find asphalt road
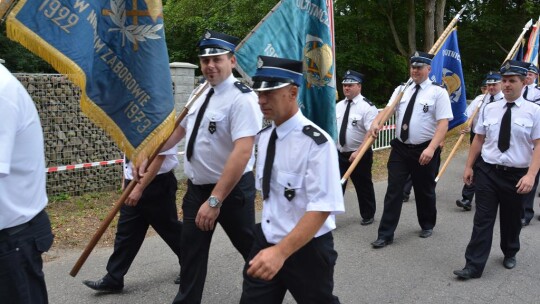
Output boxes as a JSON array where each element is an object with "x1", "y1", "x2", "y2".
[{"x1": 44, "y1": 150, "x2": 540, "y2": 303}]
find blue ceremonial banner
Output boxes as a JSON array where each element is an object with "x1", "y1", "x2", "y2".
[
  {"x1": 429, "y1": 28, "x2": 467, "y2": 130},
  {"x1": 235, "y1": 0, "x2": 337, "y2": 138},
  {"x1": 6, "y1": 0, "x2": 175, "y2": 164}
]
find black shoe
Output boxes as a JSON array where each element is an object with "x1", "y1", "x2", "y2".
[
  {"x1": 82, "y1": 278, "x2": 123, "y2": 293},
  {"x1": 360, "y1": 218, "x2": 374, "y2": 226},
  {"x1": 503, "y1": 256, "x2": 516, "y2": 269},
  {"x1": 453, "y1": 268, "x2": 480, "y2": 280},
  {"x1": 456, "y1": 199, "x2": 472, "y2": 211},
  {"x1": 521, "y1": 219, "x2": 530, "y2": 227},
  {"x1": 419, "y1": 229, "x2": 433, "y2": 238},
  {"x1": 371, "y1": 238, "x2": 393, "y2": 248},
  {"x1": 402, "y1": 195, "x2": 409, "y2": 203},
  {"x1": 174, "y1": 274, "x2": 181, "y2": 284}
]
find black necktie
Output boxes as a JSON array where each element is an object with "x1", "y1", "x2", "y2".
[
  {"x1": 489, "y1": 95, "x2": 494, "y2": 103},
  {"x1": 186, "y1": 88, "x2": 214, "y2": 161},
  {"x1": 498, "y1": 102, "x2": 515, "y2": 153},
  {"x1": 262, "y1": 129, "x2": 278, "y2": 200},
  {"x1": 400, "y1": 84, "x2": 421, "y2": 142},
  {"x1": 523, "y1": 86, "x2": 528, "y2": 99},
  {"x1": 339, "y1": 100, "x2": 352, "y2": 146}
]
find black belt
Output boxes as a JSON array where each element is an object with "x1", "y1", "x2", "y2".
[
  {"x1": 0, "y1": 210, "x2": 45, "y2": 240},
  {"x1": 488, "y1": 163, "x2": 528, "y2": 173},
  {"x1": 395, "y1": 139, "x2": 431, "y2": 149},
  {"x1": 125, "y1": 170, "x2": 174, "y2": 183}
]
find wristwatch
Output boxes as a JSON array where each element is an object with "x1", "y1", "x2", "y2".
[{"x1": 208, "y1": 196, "x2": 222, "y2": 208}]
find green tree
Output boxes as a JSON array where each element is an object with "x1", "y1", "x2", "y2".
[{"x1": 0, "y1": 24, "x2": 53, "y2": 73}]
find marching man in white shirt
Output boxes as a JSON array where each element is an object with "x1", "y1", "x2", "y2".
[{"x1": 240, "y1": 56, "x2": 344, "y2": 304}]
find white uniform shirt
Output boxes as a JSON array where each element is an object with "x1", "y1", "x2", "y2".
[
  {"x1": 523, "y1": 84, "x2": 540, "y2": 102},
  {"x1": 181, "y1": 74, "x2": 262, "y2": 185},
  {"x1": 0, "y1": 64, "x2": 47, "y2": 229},
  {"x1": 388, "y1": 78, "x2": 454, "y2": 144},
  {"x1": 475, "y1": 97, "x2": 540, "y2": 168},
  {"x1": 256, "y1": 111, "x2": 345, "y2": 244},
  {"x1": 336, "y1": 94, "x2": 378, "y2": 152},
  {"x1": 465, "y1": 91, "x2": 504, "y2": 129},
  {"x1": 123, "y1": 146, "x2": 178, "y2": 180}
]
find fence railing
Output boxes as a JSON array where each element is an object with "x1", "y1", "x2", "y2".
[{"x1": 372, "y1": 109, "x2": 396, "y2": 151}]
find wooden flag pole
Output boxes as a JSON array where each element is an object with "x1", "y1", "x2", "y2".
[
  {"x1": 435, "y1": 19, "x2": 533, "y2": 183},
  {"x1": 341, "y1": 5, "x2": 467, "y2": 184},
  {"x1": 506, "y1": 19, "x2": 533, "y2": 62},
  {"x1": 0, "y1": 0, "x2": 18, "y2": 24},
  {"x1": 70, "y1": 82, "x2": 209, "y2": 277}
]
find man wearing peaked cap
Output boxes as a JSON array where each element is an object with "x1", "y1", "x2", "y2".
[
  {"x1": 455, "y1": 71, "x2": 504, "y2": 212},
  {"x1": 454, "y1": 59, "x2": 540, "y2": 280},
  {"x1": 336, "y1": 69, "x2": 378, "y2": 226},
  {"x1": 240, "y1": 56, "x2": 344, "y2": 304},
  {"x1": 162, "y1": 29, "x2": 262, "y2": 304},
  {"x1": 368, "y1": 51, "x2": 453, "y2": 248},
  {"x1": 521, "y1": 63, "x2": 540, "y2": 226},
  {"x1": 523, "y1": 63, "x2": 540, "y2": 103}
]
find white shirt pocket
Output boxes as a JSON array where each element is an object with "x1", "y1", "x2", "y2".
[
  {"x1": 417, "y1": 99, "x2": 435, "y2": 114},
  {"x1": 276, "y1": 171, "x2": 304, "y2": 204}
]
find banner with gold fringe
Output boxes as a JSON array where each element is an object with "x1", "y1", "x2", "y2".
[{"x1": 6, "y1": 0, "x2": 175, "y2": 164}]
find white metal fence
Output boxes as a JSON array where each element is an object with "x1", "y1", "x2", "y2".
[{"x1": 372, "y1": 109, "x2": 396, "y2": 151}]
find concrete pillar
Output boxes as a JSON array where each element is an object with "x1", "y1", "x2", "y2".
[{"x1": 170, "y1": 62, "x2": 198, "y2": 180}]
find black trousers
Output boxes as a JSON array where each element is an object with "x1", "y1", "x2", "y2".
[
  {"x1": 338, "y1": 149, "x2": 376, "y2": 220},
  {"x1": 173, "y1": 172, "x2": 255, "y2": 304},
  {"x1": 0, "y1": 210, "x2": 54, "y2": 304},
  {"x1": 377, "y1": 139, "x2": 441, "y2": 240},
  {"x1": 240, "y1": 225, "x2": 340, "y2": 304},
  {"x1": 104, "y1": 171, "x2": 182, "y2": 286},
  {"x1": 464, "y1": 158, "x2": 526, "y2": 275},
  {"x1": 521, "y1": 173, "x2": 539, "y2": 223}
]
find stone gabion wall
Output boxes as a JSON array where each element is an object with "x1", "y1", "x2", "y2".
[{"x1": 15, "y1": 73, "x2": 123, "y2": 197}]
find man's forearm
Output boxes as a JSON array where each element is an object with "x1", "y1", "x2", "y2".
[
  {"x1": 465, "y1": 134, "x2": 484, "y2": 169},
  {"x1": 526, "y1": 139, "x2": 540, "y2": 177},
  {"x1": 211, "y1": 136, "x2": 254, "y2": 201},
  {"x1": 135, "y1": 155, "x2": 166, "y2": 191},
  {"x1": 428, "y1": 119, "x2": 448, "y2": 150},
  {"x1": 274, "y1": 211, "x2": 330, "y2": 259}
]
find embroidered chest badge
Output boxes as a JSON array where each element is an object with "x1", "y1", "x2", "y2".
[{"x1": 208, "y1": 121, "x2": 217, "y2": 134}]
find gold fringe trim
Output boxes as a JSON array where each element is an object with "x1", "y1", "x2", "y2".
[{"x1": 6, "y1": 1, "x2": 175, "y2": 165}]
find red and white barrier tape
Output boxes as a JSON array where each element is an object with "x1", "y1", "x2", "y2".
[
  {"x1": 45, "y1": 159, "x2": 124, "y2": 173},
  {"x1": 380, "y1": 124, "x2": 396, "y2": 131},
  {"x1": 45, "y1": 151, "x2": 186, "y2": 173}
]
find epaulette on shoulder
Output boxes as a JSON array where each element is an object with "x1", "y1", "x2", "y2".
[
  {"x1": 432, "y1": 81, "x2": 445, "y2": 88},
  {"x1": 257, "y1": 125, "x2": 272, "y2": 135},
  {"x1": 234, "y1": 81, "x2": 252, "y2": 93},
  {"x1": 492, "y1": 96, "x2": 503, "y2": 103},
  {"x1": 302, "y1": 125, "x2": 327, "y2": 145},
  {"x1": 363, "y1": 97, "x2": 374, "y2": 106}
]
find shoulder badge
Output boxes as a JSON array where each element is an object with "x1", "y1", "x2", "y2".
[
  {"x1": 302, "y1": 125, "x2": 327, "y2": 145},
  {"x1": 432, "y1": 81, "x2": 444, "y2": 88},
  {"x1": 257, "y1": 125, "x2": 272, "y2": 135},
  {"x1": 234, "y1": 81, "x2": 252, "y2": 93},
  {"x1": 363, "y1": 97, "x2": 374, "y2": 106}
]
